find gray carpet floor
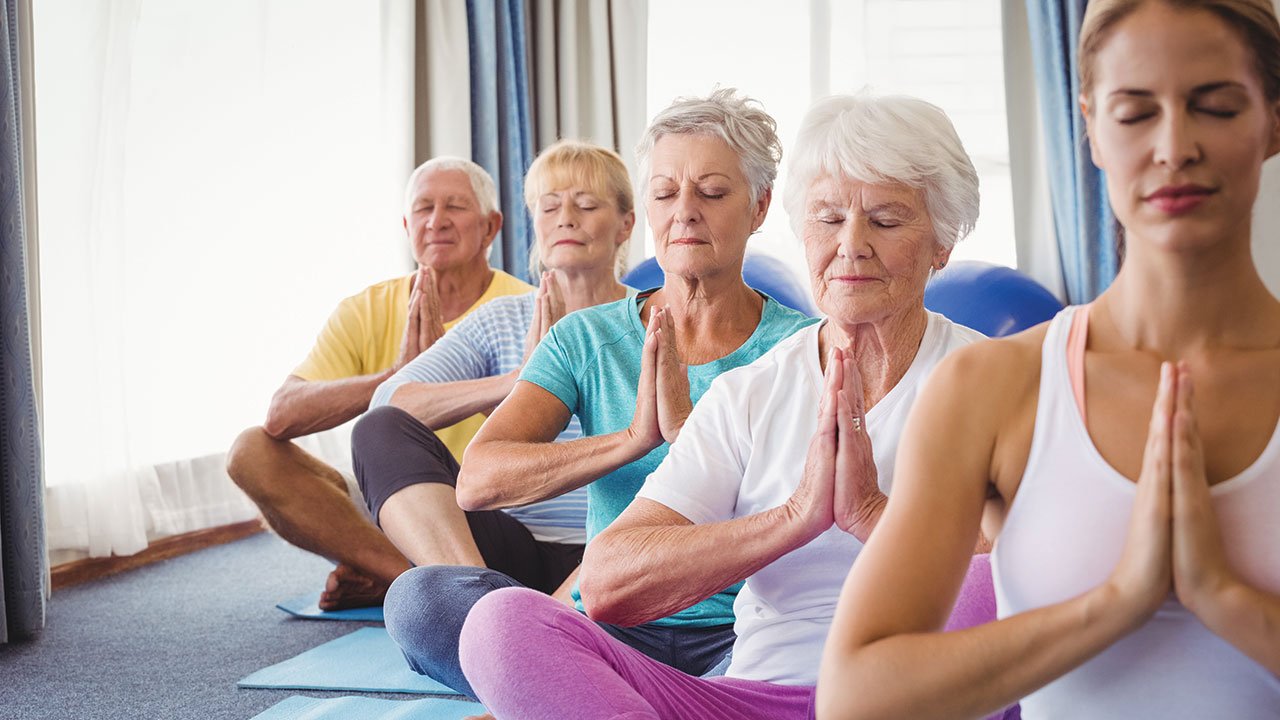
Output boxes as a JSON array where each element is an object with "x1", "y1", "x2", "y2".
[{"x1": 0, "y1": 532, "x2": 437, "y2": 720}]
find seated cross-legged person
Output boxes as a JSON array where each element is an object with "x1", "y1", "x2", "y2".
[
  {"x1": 353, "y1": 140, "x2": 637, "y2": 641},
  {"x1": 381, "y1": 88, "x2": 816, "y2": 699},
  {"x1": 453, "y1": 92, "x2": 1004, "y2": 720},
  {"x1": 226, "y1": 158, "x2": 529, "y2": 609}
]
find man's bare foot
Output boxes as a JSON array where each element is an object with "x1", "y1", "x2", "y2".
[
  {"x1": 463, "y1": 714, "x2": 494, "y2": 720},
  {"x1": 318, "y1": 563, "x2": 390, "y2": 610}
]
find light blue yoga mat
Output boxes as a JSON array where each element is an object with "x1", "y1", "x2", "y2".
[
  {"x1": 276, "y1": 593, "x2": 385, "y2": 622},
  {"x1": 252, "y1": 695, "x2": 485, "y2": 720},
  {"x1": 239, "y1": 627, "x2": 457, "y2": 694}
]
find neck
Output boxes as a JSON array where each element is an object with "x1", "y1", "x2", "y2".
[
  {"x1": 553, "y1": 265, "x2": 628, "y2": 313},
  {"x1": 1097, "y1": 231, "x2": 1280, "y2": 356},
  {"x1": 819, "y1": 304, "x2": 930, "y2": 409},
  {"x1": 429, "y1": 257, "x2": 494, "y2": 321},
  {"x1": 646, "y1": 268, "x2": 764, "y2": 363}
]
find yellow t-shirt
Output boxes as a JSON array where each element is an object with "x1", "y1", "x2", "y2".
[{"x1": 293, "y1": 269, "x2": 532, "y2": 460}]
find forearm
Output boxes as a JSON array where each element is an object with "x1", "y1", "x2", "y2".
[
  {"x1": 387, "y1": 372, "x2": 518, "y2": 429},
  {"x1": 265, "y1": 372, "x2": 391, "y2": 440},
  {"x1": 818, "y1": 584, "x2": 1141, "y2": 720},
  {"x1": 581, "y1": 506, "x2": 811, "y2": 627},
  {"x1": 1192, "y1": 581, "x2": 1280, "y2": 675},
  {"x1": 457, "y1": 429, "x2": 654, "y2": 511}
]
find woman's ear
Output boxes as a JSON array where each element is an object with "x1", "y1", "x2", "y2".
[
  {"x1": 932, "y1": 243, "x2": 953, "y2": 272},
  {"x1": 753, "y1": 187, "x2": 773, "y2": 232}
]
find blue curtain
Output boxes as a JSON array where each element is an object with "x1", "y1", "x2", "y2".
[
  {"x1": 0, "y1": 0, "x2": 45, "y2": 643},
  {"x1": 1025, "y1": 0, "x2": 1118, "y2": 304},
  {"x1": 467, "y1": 0, "x2": 536, "y2": 283}
]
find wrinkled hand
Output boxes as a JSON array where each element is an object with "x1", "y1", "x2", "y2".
[
  {"x1": 626, "y1": 308, "x2": 665, "y2": 452},
  {"x1": 784, "y1": 346, "x2": 843, "y2": 540},
  {"x1": 1169, "y1": 362, "x2": 1238, "y2": 615},
  {"x1": 1107, "y1": 361, "x2": 1176, "y2": 625},
  {"x1": 396, "y1": 267, "x2": 446, "y2": 369},
  {"x1": 831, "y1": 350, "x2": 884, "y2": 541},
  {"x1": 654, "y1": 306, "x2": 693, "y2": 443},
  {"x1": 522, "y1": 271, "x2": 567, "y2": 366}
]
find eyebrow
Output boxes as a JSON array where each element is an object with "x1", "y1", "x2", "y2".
[
  {"x1": 651, "y1": 173, "x2": 732, "y2": 182},
  {"x1": 1108, "y1": 81, "x2": 1248, "y2": 98},
  {"x1": 866, "y1": 201, "x2": 916, "y2": 215}
]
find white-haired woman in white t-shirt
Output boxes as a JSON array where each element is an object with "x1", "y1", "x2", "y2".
[{"x1": 451, "y1": 91, "x2": 1002, "y2": 720}]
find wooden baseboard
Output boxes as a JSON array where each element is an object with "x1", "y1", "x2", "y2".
[{"x1": 51, "y1": 519, "x2": 265, "y2": 591}]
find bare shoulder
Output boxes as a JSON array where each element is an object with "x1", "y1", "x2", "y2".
[{"x1": 929, "y1": 324, "x2": 1046, "y2": 410}]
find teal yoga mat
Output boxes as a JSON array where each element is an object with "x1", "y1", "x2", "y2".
[
  {"x1": 239, "y1": 627, "x2": 456, "y2": 694},
  {"x1": 276, "y1": 593, "x2": 385, "y2": 622},
  {"x1": 252, "y1": 695, "x2": 485, "y2": 720}
]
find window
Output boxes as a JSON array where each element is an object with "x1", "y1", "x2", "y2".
[{"x1": 647, "y1": 0, "x2": 1015, "y2": 285}]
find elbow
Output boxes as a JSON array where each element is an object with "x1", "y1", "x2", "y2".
[
  {"x1": 577, "y1": 543, "x2": 634, "y2": 626},
  {"x1": 454, "y1": 465, "x2": 500, "y2": 512},
  {"x1": 579, "y1": 579, "x2": 628, "y2": 626},
  {"x1": 262, "y1": 404, "x2": 294, "y2": 440}
]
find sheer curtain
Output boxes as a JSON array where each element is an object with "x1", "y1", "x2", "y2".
[{"x1": 34, "y1": 0, "x2": 415, "y2": 561}]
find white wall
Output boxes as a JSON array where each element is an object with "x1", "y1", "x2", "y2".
[{"x1": 1254, "y1": 157, "x2": 1280, "y2": 295}]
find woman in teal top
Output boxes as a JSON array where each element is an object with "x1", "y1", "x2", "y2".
[{"x1": 380, "y1": 88, "x2": 814, "y2": 700}]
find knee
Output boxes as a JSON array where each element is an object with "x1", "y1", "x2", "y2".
[
  {"x1": 460, "y1": 587, "x2": 562, "y2": 658},
  {"x1": 226, "y1": 426, "x2": 277, "y2": 493},
  {"x1": 351, "y1": 406, "x2": 415, "y2": 462},
  {"x1": 384, "y1": 566, "x2": 511, "y2": 655},
  {"x1": 459, "y1": 588, "x2": 576, "y2": 695}
]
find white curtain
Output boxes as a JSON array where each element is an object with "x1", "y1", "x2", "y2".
[
  {"x1": 35, "y1": 0, "x2": 415, "y2": 561},
  {"x1": 1000, "y1": 0, "x2": 1064, "y2": 299},
  {"x1": 528, "y1": 0, "x2": 649, "y2": 270}
]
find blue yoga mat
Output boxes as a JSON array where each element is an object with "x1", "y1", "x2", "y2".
[
  {"x1": 276, "y1": 593, "x2": 385, "y2": 622},
  {"x1": 239, "y1": 627, "x2": 457, "y2": 694},
  {"x1": 252, "y1": 695, "x2": 485, "y2": 720}
]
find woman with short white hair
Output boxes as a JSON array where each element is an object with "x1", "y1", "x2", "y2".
[{"x1": 454, "y1": 91, "x2": 1002, "y2": 719}]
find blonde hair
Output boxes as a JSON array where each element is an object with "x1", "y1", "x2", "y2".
[
  {"x1": 1080, "y1": 0, "x2": 1280, "y2": 103},
  {"x1": 523, "y1": 140, "x2": 635, "y2": 277}
]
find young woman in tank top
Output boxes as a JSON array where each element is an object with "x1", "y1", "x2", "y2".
[{"x1": 815, "y1": 1, "x2": 1280, "y2": 718}]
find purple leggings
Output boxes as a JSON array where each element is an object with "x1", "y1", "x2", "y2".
[
  {"x1": 459, "y1": 555, "x2": 1018, "y2": 720},
  {"x1": 460, "y1": 587, "x2": 815, "y2": 720}
]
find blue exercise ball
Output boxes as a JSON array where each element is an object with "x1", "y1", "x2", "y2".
[
  {"x1": 924, "y1": 261, "x2": 1063, "y2": 337},
  {"x1": 622, "y1": 253, "x2": 818, "y2": 317}
]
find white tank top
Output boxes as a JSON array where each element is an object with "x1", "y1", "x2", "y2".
[{"x1": 991, "y1": 307, "x2": 1280, "y2": 719}]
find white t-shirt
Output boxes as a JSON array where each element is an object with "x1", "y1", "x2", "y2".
[{"x1": 636, "y1": 313, "x2": 984, "y2": 685}]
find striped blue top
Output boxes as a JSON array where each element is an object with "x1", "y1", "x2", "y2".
[{"x1": 370, "y1": 291, "x2": 589, "y2": 545}]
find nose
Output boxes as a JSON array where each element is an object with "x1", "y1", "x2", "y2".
[
  {"x1": 556, "y1": 203, "x2": 577, "y2": 229},
  {"x1": 1153, "y1": 109, "x2": 1202, "y2": 170},
  {"x1": 836, "y1": 218, "x2": 875, "y2": 261},
  {"x1": 426, "y1": 205, "x2": 450, "y2": 230},
  {"x1": 672, "y1": 187, "x2": 702, "y2": 225}
]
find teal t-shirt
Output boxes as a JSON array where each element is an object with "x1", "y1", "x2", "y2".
[{"x1": 520, "y1": 290, "x2": 817, "y2": 627}]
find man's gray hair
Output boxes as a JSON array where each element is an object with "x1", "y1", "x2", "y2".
[
  {"x1": 783, "y1": 92, "x2": 980, "y2": 250},
  {"x1": 403, "y1": 157, "x2": 500, "y2": 217},
  {"x1": 636, "y1": 87, "x2": 782, "y2": 205}
]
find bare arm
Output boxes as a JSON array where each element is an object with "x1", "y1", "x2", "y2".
[
  {"x1": 458, "y1": 308, "x2": 671, "y2": 512},
  {"x1": 264, "y1": 373, "x2": 392, "y2": 440},
  {"x1": 581, "y1": 499, "x2": 811, "y2": 626},
  {"x1": 388, "y1": 372, "x2": 518, "y2": 429},
  {"x1": 455, "y1": 380, "x2": 658, "y2": 511},
  {"x1": 816, "y1": 347, "x2": 1177, "y2": 720}
]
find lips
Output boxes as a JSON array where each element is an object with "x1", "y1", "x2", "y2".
[{"x1": 1143, "y1": 184, "x2": 1215, "y2": 215}]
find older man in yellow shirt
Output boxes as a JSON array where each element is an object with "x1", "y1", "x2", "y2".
[{"x1": 227, "y1": 157, "x2": 529, "y2": 608}]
